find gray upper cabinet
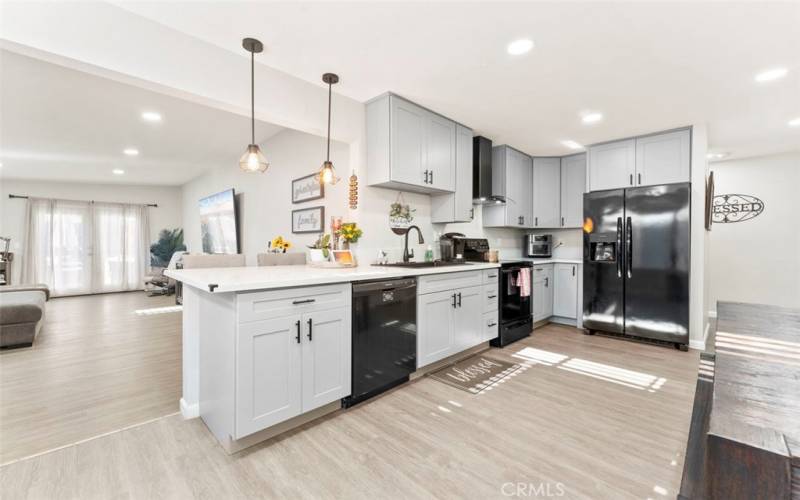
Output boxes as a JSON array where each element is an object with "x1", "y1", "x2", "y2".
[
  {"x1": 560, "y1": 153, "x2": 586, "y2": 228},
  {"x1": 635, "y1": 129, "x2": 691, "y2": 186},
  {"x1": 366, "y1": 93, "x2": 455, "y2": 193},
  {"x1": 588, "y1": 127, "x2": 691, "y2": 192},
  {"x1": 532, "y1": 157, "x2": 561, "y2": 228},
  {"x1": 588, "y1": 139, "x2": 636, "y2": 191},
  {"x1": 431, "y1": 124, "x2": 474, "y2": 223},
  {"x1": 483, "y1": 146, "x2": 533, "y2": 228}
]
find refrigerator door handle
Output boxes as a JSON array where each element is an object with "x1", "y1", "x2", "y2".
[
  {"x1": 626, "y1": 216, "x2": 633, "y2": 279},
  {"x1": 616, "y1": 217, "x2": 623, "y2": 278}
]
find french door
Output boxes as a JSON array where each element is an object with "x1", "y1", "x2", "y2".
[{"x1": 24, "y1": 199, "x2": 149, "y2": 296}]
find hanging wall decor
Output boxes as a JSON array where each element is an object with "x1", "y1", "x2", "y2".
[
  {"x1": 711, "y1": 193, "x2": 764, "y2": 224},
  {"x1": 292, "y1": 173, "x2": 324, "y2": 203},
  {"x1": 348, "y1": 172, "x2": 358, "y2": 210},
  {"x1": 388, "y1": 192, "x2": 415, "y2": 235}
]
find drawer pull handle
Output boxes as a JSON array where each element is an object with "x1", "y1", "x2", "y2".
[
  {"x1": 307, "y1": 318, "x2": 313, "y2": 341},
  {"x1": 293, "y1": 299, "x2": 316, "y2": 305},
  {"x1": 488, "y1": 322, "x2": 497, "y2": 327},
  {"x1": 488, "y1": 295, "x2": 497, "y2": 299},
  {"x1": 457, "y1": 292, "x2": 462, "y2": 308},
  {"x1": 295, "y1": 320, "x2": 301, "y2": 344}
]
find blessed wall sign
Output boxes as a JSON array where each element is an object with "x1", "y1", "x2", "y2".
[{"x1": 712, "y1": 194, "x2": 764, "y2": 223}]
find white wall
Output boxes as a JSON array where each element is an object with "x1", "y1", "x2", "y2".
[
  {"x1": 708, "y1": 151, "x2": 800, "y2": 311},
  {"x1": 181, "y1": 129, "x2": 350, "y2": 265},
  {"x1": 0, "y1": 178, "x2": 183, "y2": 284}
]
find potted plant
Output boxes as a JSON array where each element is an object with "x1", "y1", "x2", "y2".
[{"x1": 307, "y1": 233, "x2": 331, "y2": 262}]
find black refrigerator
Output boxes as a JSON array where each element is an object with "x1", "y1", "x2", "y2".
[{"x1": 583, "y1": 183, "x2": 690, "y2": 348}]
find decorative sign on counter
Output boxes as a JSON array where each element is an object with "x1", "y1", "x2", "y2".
[{"x1": 712, "y1": 193, "x2": 764, "y2": 223}]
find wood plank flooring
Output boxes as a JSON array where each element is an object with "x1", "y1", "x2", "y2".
[
  {"x1": 0, "y1": 292, "x2": 182, "y2": 465},
  {"x1": 0, "y1": 324, "x2": 698, "y2": 499}
]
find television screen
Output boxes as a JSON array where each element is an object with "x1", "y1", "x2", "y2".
[{"x1": 199, "y1": 189, "x2": 239, "y2": 254}]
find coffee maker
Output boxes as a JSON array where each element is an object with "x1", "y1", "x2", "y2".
[{"x1": 439, "y1": 233, "x2": 466, "y2": 262}]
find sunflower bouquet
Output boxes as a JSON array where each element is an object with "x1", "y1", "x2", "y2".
[
  {"x1": 268, "y1": 236, "x2": 292, "y2": 253},
  {"x1": 337, "y1": 223, "x2": 363, "y2": 246}
]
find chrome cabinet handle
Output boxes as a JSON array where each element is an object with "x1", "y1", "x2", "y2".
[
  {"x1": 293, "y1": 299, "x2": 316, "y2": 305},
  {"x1": 616, "y1": 217, "x2": 623, "y2": 278},
  {"x1": 626, "y1": 216, "x2": 633, "y2": 279},
  {"x1": 307, "y1": 318, "x2": 313, "y2": 341}
]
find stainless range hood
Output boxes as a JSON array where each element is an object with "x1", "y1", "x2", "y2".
[{"x1": 472, "y1": 136, "x2": 506, "y2": 204}]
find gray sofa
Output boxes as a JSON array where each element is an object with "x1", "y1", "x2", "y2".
[{"x1": 0, "y1": 284, "x2": 50, "y2": 348}]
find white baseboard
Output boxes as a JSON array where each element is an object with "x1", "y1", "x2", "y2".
[
  {"x1": 548, "y1": 317, "x2": 578, "y2": 327},
  {"x1": 180, "y1": 398, "x2": 199, "y2": 419},
  {"x1": 689, "y1": 321, "x2": 711, "y2": 351},
  {"x1": 708, "y1": 310, "x2": 717, "y2": 319}
]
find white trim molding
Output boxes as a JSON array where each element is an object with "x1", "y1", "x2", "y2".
[
  {"x1": 690, "y1": 321, "x2": 711, "y2": 351},
  {"x1": 708, "y1": 310, "x2": 717, "y2": 319},
  {"x1": 180, "y1": 398, "x2": 199, "y2": 419}
]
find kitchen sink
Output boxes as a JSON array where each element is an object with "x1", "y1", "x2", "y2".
[{"x1": 373, "y1": 261, "x2": 472, "y2": 268}]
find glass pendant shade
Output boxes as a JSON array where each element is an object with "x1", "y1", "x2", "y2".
[
  {"x1": 239, "y1": 144, "x2": 269, "y2": 173},
  {"x1": 316, "y1": 160, "x2": 340, "y2": 185}
]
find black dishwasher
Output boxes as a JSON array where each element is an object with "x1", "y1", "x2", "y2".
[{"x1": 343, "y1": 278, "x2": 417, "y2": 408}]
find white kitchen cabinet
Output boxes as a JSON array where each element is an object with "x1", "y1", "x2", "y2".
[
  {"x1": 588, "y1": 139, "x2": 636, "y2": 191},
  {"x1": 482, "y1": 312, "x2": 499, "y2": 342},
  {"x1": 417, "y1": 270, "x2": 499, "y2": 368},
  {"x1": 235, "y1": 304, "x2": 351, "y2": 439},
  {"x1": 431, "y1": 124, "x2": 474, "y2": 223},
  {"x1": 366, "y1": 93, "x2": 456, "y2": 193},
  {"x1": 236, "y1": 316, "x2": 303, "y2": 438},
  {"x1": 560, "y1": 154, "x2": 586, "y2": 228},
  {"x1": 417, "y1": 290, "x2": 457, "y2": 368},
  {"x1": 635, "y1": 129, "x2": 691, "y2": 186},
  {"x1": 453, "y1": 286, "x2": 483, "y2": 352},
  {"x1": 553, "y1": 263, "x2": 579, "y2": 319},
  {"x1": 483, "y1": 146, "x2": 533, "y2": 228},
  {"x1": 301, "y1": 308, "x2": 351, "y2": 413},
  {"x1": 532, "y1": 264, "x2": 554, "y2": 322},
  {"x1": 532, "y1": 157, "x2": 561, "y2": 228}
]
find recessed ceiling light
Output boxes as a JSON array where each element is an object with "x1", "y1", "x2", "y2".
[
  {"x1": 141, "y1": 111, "x2": 162, "y2": 122},
  {"x1": 112, "y1": 169, "x2": 125, "y2": 175},
  {"x1": 706, "y1": 152, "x2": 729, "y2": 160},
  {"x1": 123, "y1": 148, "x2": 139, "y2": 156},
  {"x1": 581, "y1": 112, "x2": 603, "y2": 124},
  {"x1": 788, "y1": 117, "x2": 800, "y2": 127},
  {"x1": 507, "y1": 39, "x2": 534, "y2": 55},
  {"x1": 754, "y1": 67, "x2": 788, "y2": 83},
  {"x1": 561, "y1": 140, "x2": 583, "y2": 150}
]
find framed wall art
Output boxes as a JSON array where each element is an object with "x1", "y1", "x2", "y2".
[
  {"x1": 292, "y1": 206, "x2": 325, "y2": 233},
  {"x1": 292, "y1": 173, "x2": 324, "y2": 203}
]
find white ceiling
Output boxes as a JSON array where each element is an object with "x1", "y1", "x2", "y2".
[
  {"x1": 115, "y1": 1, "x2": 800, "y2": 160},
  {"x1": 0, "y1": 50, "x2": 284, "y2": 185}
]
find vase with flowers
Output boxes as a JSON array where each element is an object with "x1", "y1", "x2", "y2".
[
  {"x1": 268, "y1": 236, "x2": 292, "y2": 253},
  {"x1": 337, "y1": 222, "x2": 363, "y2": 250}
]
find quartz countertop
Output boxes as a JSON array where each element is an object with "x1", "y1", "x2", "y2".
[{"x1": 166, "y1": 262, "x2": 501, "y2": 293}]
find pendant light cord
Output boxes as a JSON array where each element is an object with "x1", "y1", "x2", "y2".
[
  {"x1": 250, "y1": 50, "x2": 255, "y2": 145},
  {"x1": 326, "y1": 81, "x2": 332, "y2": 162}
]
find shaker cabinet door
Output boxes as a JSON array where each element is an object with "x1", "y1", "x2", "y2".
[
  {"x1": 301, "y1": 308, "x2": 351, "y2": 413},
  {"x1": 236, "y1": 316, "x2": 302, "y2": 438},
  {"x1": 391, "y1": 97, "x2": 427, "y2": 186},
  {"x1": 635, "y1": 129, "x2": 691, "y2": 186},
  {"x1": 560, "y1": 154, "x2": 586, "y2": 228},
  {"x1": 533, "y1": 157, "x2": 561, "y2": 228},
  {"x1": 588, "y1": 139, "x2": 636, "y2": 191},
  {"x1": 426, "y1": 112, "x2": 456, "y2": 192},
  {"x1": 553, "y1": 264, "x2": 578, "y2": 319},
  {"x1": 417, "y1": 290, "x2": 456, "y2": 368}
]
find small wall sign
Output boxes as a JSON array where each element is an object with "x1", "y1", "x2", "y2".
[
  {"x1": 712, "y1": 194, "x2": 764, "y2": 223},
  {"x1": 292, "y1": 173, "x2": 324, "y2": 204},
  {"x1": 292, "y1": 206, "x2": 325, "y2": 233}
]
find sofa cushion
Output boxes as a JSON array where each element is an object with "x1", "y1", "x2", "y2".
[{"x1": 0, "y1": 290, "x2": 47, "y2": 324}]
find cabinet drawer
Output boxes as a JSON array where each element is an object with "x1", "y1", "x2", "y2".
[
  {"x1": 482, "y1": 311, "x2": 499, "y2": 342},
  {"x1": 237, "y1": 283, "x2": 351, "y2": 323},
  {"x1": 482, "y1": 268, "x2": 499, "y2": 284},
  {"x1": 418, "y1": 270, "x2": 483, "y2": 295},
  {"x1": 532, "y1": 264, "x2": 553, "y2": 282},
  {"x1": 483, "y1": 284, "x2": 499, "y2": 312}
]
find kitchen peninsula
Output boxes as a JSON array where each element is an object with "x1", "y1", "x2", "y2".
[{"x1": 167, "y1": 262, "x2": 500, "y2": 452}]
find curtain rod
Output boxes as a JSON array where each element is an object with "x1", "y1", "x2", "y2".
[{"x1": 8, "y1": 194, "x2": 158, "y2": 208}]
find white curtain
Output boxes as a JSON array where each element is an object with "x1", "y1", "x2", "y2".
[{"x1": 21, "y1": 198, "x2": 150, "y2": 296}]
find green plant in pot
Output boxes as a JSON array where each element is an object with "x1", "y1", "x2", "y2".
[{"x1": 307, "y1": 233, "x2": 332, "y2": 261}]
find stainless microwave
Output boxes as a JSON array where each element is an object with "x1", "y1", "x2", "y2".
[{"x1": 525, "y1": 234, "x2": 552, "y2": 258}]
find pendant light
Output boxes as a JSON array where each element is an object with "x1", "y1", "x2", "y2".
[
  {"x1": 316, "y1": 73, "x2": 340, "y2": 185},
  {"x1": 238, "y1": 37, "x2": 269, "y2": 173}
]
